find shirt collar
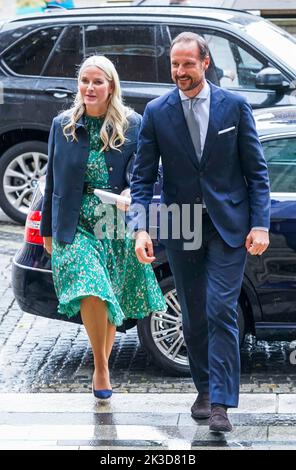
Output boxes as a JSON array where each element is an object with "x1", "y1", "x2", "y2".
[{"x1": 179, "y1": 80, "x2": 210, "y2": 102}]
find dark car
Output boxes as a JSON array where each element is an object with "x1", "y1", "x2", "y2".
[
  {"x1": 1, "y1": 4, "x2": 296, "y2": 223},
  {"x1": 12, "y1": 106, "x2": 296, "y2": 376}
]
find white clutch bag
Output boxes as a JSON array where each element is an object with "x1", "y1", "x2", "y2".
[{"x1": 94, "y1": 188, "x2": 131, "y2": 205}]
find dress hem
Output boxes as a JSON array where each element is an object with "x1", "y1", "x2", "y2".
[
  {"x1": 57, "y1": 292, "x2": 167, "y2": 327},
  {"x1": 58, "y1": 292, "x2": 124, "y2": 327}
]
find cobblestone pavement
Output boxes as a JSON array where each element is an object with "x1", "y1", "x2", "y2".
[{"x1": 1, "y1": 217, "x2": 296, "y2": 394}]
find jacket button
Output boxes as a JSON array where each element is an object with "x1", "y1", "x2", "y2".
[
  {"x1": 109, "y1": 167, "x2": 113, "y2": 171},
  {"x1": 114, "y1": 186, "x2": 119, "y2": 190}
]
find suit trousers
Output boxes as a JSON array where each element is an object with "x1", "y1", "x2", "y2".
[{"x1": 166, "y1": 213, "x2": 247, "y2": 407}]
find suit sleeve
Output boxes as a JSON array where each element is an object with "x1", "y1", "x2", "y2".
[
  {"x1": 40, "y1": 118, "x2": 56, "y2": 237},
  {"x1": 129, "y1": 104, "x2": 161, "y2": 231},
  {"x1": 238, "y1": 100, "x2": 270, "y2": 229}
]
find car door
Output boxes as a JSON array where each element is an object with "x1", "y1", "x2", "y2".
[
  {"x1": 0, "y1": 24, "x2": 66, "y2": 132},
  {"x1": 247, "y1": 133, "x2": 296, "y2": 323},
  {"x1": 164, "y1": 25, "x2": 295, "y2": 109},
  {"x1": 35, "y1": 25, "x2": 83, "y2": 128}
]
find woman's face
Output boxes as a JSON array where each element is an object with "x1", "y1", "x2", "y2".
[{"x1": 79, "y1": 65, "x2": 113, "y2": 115}]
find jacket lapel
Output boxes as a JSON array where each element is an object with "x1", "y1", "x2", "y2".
[
  {"x1": 200, "y1": 82, "x2": 226, "y2": 168},
  {"x1": 167, "y1": 88, "x2": 200, "y2": 170},
  {"x1": 75, "y1": 115, "x2": 85, "y2": 128}
]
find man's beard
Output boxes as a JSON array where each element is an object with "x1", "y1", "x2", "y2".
[{"x1": 174, "y1": 76, "x2": 203, "y2": 91}]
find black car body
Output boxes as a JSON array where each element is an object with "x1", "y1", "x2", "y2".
[
  {"x1": 12, "y1": 106, "x2": 296, "y2": 375},
  {"x1": 1, "y1": 4, "x2": 296, "y2": 223}
]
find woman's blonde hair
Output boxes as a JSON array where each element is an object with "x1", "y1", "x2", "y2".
[{"x1": 62, "y1": 55, "x2": 132, "y2": 151}]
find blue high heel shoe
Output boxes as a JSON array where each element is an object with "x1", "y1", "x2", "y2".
[
  {"x1": 92, "y1": 381, "x2": 112, "y2": 400},
  {"x1": 93, "y1": 389, "x2": 112, "y2": 400}
]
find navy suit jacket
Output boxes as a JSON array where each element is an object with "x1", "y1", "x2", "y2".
[
  {"x1": 130, "y1": 82, "x2": 270, "y2": 249},
  {"x1": 40, "y1": 111, "x2": 141, "y2": 243}
]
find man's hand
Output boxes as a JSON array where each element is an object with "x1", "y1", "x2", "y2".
[
  {"x1": 43, "y1": 236, "x2": 52, "y2": 255},
  {"x1": 245, "y1": 229, "x2": 269, "y2": 256},
  {"x1": 135, "y1": 230, "x2": 155, "y2": 264}
]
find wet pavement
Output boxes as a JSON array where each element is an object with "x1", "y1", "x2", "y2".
[
  {"x1": 1, "y1": 215, "x2": 296, "y2": 449},
  {"x1": 1, "y1": 217, "x2": 296, "y2": 394},
  {"x1": 1, "y1": 393, "x2": 296, "y2": 450}
]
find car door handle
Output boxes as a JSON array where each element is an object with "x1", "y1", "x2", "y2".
[{"x1": 45, "y1": 88, "x2": 74, "y2": 99}]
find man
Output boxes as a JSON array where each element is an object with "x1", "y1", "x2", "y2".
[{"x1": 130, "y1": 32, "x2": 270, "y2": 432}]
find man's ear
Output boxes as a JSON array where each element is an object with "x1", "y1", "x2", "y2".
[{"x1": 203, "y1": 55, "x2": 210, "y2": 72}]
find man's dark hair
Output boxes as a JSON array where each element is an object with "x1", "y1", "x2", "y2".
[{"x1": 171, "y1": 32, "x2": 209, "y2": 60}]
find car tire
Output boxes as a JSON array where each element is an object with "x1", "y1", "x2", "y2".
[
  {"x1": 137, "y1": 276, "x2": 190, "y2": 376},
  {"x1": 0, "y1": 141, "x2": 48, "y2": 224},
  {"x1": 137, "y1": 276, "x2": 246, "y2": 376}
]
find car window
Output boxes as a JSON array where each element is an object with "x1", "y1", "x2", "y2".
[
  {"x1": 0, "y1": 24, "x2": 45, "y2": 52},
  {"x1": 84, "y1": 24, "x2": 158, "y2": 83},
  {"x1": 2, "y1": 26, "x2": 63, "y2": 76},
  {"x1": 168, "y1": 26, "x2": 268, "y2": 89},
  {"x1": 42, "y1": 26, "x2": 83, "y2": 78},
  {"x1": 203, "y1": 33, "x2": 267, "y2": 89},
  {"x1": 262, "y1": 137, "x2": 296, "y2": 192}
]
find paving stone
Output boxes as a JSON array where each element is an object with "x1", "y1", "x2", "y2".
[
  {"x1": 268, "y1": 425, "x2": 296, "y2": 440},
  {"x1": 0, "y1": 391, "x2": 296, "y2": 450},
  {"x1": 278, "y1": 394, "x2": 296, "y2": 413}
]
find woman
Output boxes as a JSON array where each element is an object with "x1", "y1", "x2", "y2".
[{"x1": 40, "y1": 55, "x2": 167, "y2": 400}]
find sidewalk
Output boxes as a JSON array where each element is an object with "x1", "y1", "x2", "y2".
[{"x1": 1, "y1": 393, "x2": 296, "y2": 450}]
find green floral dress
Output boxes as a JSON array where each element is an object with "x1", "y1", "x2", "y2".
[{"x1": 51, "y1": 115, "x2": 167, "y2": 326}]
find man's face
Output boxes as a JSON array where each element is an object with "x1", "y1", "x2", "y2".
[{"x1": 170, "y1": 41, "x2": 210, "y2": 95}]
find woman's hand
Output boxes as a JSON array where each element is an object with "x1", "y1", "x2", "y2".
[
  {"x1": 43, "y1": 236, "x2": 52, "y2": 255},
  {"x1": 117, "y1": 188, "x2": 131, "y2": 212}
]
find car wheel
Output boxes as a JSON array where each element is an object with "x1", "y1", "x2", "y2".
[
  {"x1": 0, "y1": 141, "x2": 48, "y2": 224},
  {"x1": 137, "y1": 276, "x2": 246, "y2": 376},
  {"x1": 137, "y1": 276, "x2": 190, "y2": 376}
]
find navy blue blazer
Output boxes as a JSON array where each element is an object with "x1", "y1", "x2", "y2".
[
  {"x1": 40, "y1": 111, "x2": 141, "y2": 243},
  {"x1": 130, "y1": 82, "x2": 270, "y2": 249}
]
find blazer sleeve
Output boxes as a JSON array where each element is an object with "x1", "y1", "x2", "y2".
[
  {"x1": 238, "y1": 100, "x2": 270, "y2": 229},
  {"x1": 129, "y1": 104, "x2": 160, "y2": 231},
  {"x1": 40, "y1": 118, "x2": 56, "y2": 237}
]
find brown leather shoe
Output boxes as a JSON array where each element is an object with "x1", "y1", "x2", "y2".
[
  {"x1": 209, "y1": 405, "x2": 233, "y2": 432},
  {"x1": 191, "y1": 393, "x2": 211, "y2": 419}
]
